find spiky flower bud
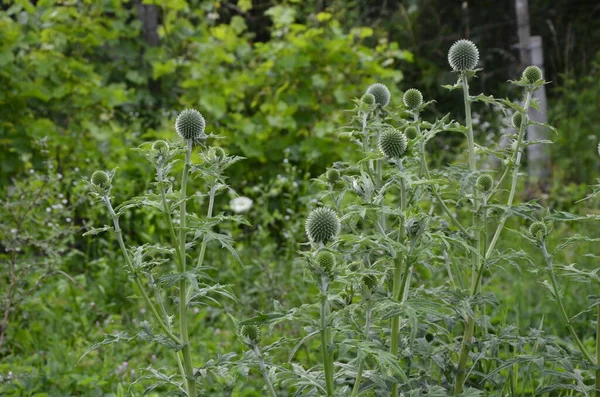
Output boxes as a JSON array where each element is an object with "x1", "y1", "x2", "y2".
[
  {"x1": 362, "y1": 274, "x2": 377, "y2": 290},
  {"x1": 241, "y1": 325, "x2": 261, "y2": 344},
  {"x1": 366, "y1": 83, "x2": 391, "y2": 107},
  {"x1": 403, "y1": 89, "x2": 423, "y2": 110},
  {"x1": 522, "y1": 65, "x2": 542, "y2": 84},
  {"x1": 406, "y1": 218, "x2": 420, "y2": 238},
  {"x1": 476, "y1": 174, "x2": 494, "y2": 192},
  {"x1": 511, "y1": 112, "x2": 525, "y2": 129},
  {"x1": 306, "y1": 207, "x2": 340, "y2": 244},
  {"x1": 152, "y1": 140, "x2": 169, "y2": 153},
  {"x1": 91, "y1": 171, "x2": 110, "y2": 190},
  {"x1": 448, "y1": 39, "x2": 479, "y2": 72},
  {"x1": 175, "y1": 109, "x2": 206, "y2": 141},
  {"x1": 405, "y1": 126, "x2": 418, "y2": 139},
  {"x1": 379, "y1": 128, "x2": 408, "y2": 159},
  {"x1": 529, "y1": 221, "x2": 548, "y2": 241},
  {"x1": 316, "y1": 251, "x2": 335, "y2": 273},
  {"x1": 361, "y1": 93, "x2": 376, "y2": 106},
  {"x1": 326, "y1": 169, "x2": 340, "y2": 184}
]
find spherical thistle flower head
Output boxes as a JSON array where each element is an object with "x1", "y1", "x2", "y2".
[
  {"x1": 448, "y1": 39, "x2": 479, "y2": 72},
  {"x1": 362, "y1": 274, "x2": 378, "y2": 290},
  {"x1": 379, "y1": 128, "x2": 408, "y2": 159},
  {"x1": 361, "y1": 93, "x2": 376, "y2": 106},
  {"x1": 326, "y1": 169, "x2": 340, "y2": 184},
  {"x1": 366, "y1": 83, "x2": 391, "y2": 107},
  {"x1": 403, "y1": 88, "x2": 423, "y2": 110},
  {"x1": 529, "y1": 221, "x2": 548, "y2": 241},
  {"x1": 511, "y1": 112, "x2": 525, "y2": 129},
  {"x1": 405, "y1": 126, "x2": 418, "y2": 140},
  {"x1": 240, "y1": 325, "x2": 261, "y2": 344},
  {"x1": 316, "y1": 251, "x2": 335, "y2": 273},
  {"x1": 476, "y1": 174, "x2": 494, "y2": 193},
  {"x1": 175, "y1": 109, "x2": 206, "y2": 141},
  {"x1": 91, "y1": 171, "x2": 110, "y2": 190},
  {"x1": 306, "y1": 207, "x2": 340, "y2": 244},
  {"x1": 523, "y1": 65, "x2": 543, "y2": 84}
]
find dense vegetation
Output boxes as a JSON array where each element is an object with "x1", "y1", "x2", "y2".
[{"x1": 1, "y1": 1, "x2": 600, "y2": 396}]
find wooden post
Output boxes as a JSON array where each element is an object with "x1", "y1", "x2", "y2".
[{"x1": 526, "y1": 36, "x2": 551, "y2": 188}]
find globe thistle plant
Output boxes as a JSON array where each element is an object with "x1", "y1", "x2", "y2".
[{"x1": 85, "y1": 109, "x2": 241, "y2": 397}]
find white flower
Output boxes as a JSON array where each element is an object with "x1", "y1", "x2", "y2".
[{"x1": 230, "y1": 196, "x2": 253, "y2": 213}]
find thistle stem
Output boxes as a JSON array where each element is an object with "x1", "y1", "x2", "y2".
[
  {"x1": 158, "y1": 168, "x2": 184, "y2": 266},
  {"x1": 390, "y1": 160, "x2": 408, "y2": 397},
  {"x1": 148, "y1": 273, "x2": 187, "y2": 384},
  {"x1": 455, "y1": 71, "x2": 481, "y2": 395},
  {"x1": 485, "y1": 91, "x2": 533, "y2": 259},
  {"x1": 196, "y1": 183, "x2": 216, "y2": 269},
  {"x1": 253, "y1": 345, "x2": 277, "y2": 397},
  {"x1": 596, "y1": 304, "x2": 600, "y2": 397},
  {"x1": 178, "y1": 139, "x2": 196, "y2": 396},
  {"x1": 351, "y1": 298, "x2": 373, "y2": 397},
  {"x1": 320, "y1": 285, "x2": 334, "y2": 396},
  {"x1": 375, "y1": 110, "x2": 386, "y2": 231},
  {"x1": 542, "y1": 242, "x2": 594, "y2": 364},
  {"x1": 416, "y1": 117, "x2": 471, "y2": 238}
]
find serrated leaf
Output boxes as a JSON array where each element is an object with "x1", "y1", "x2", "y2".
[{"x1": 82, "y1": 225, "x2": 113, "y2": 236}]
